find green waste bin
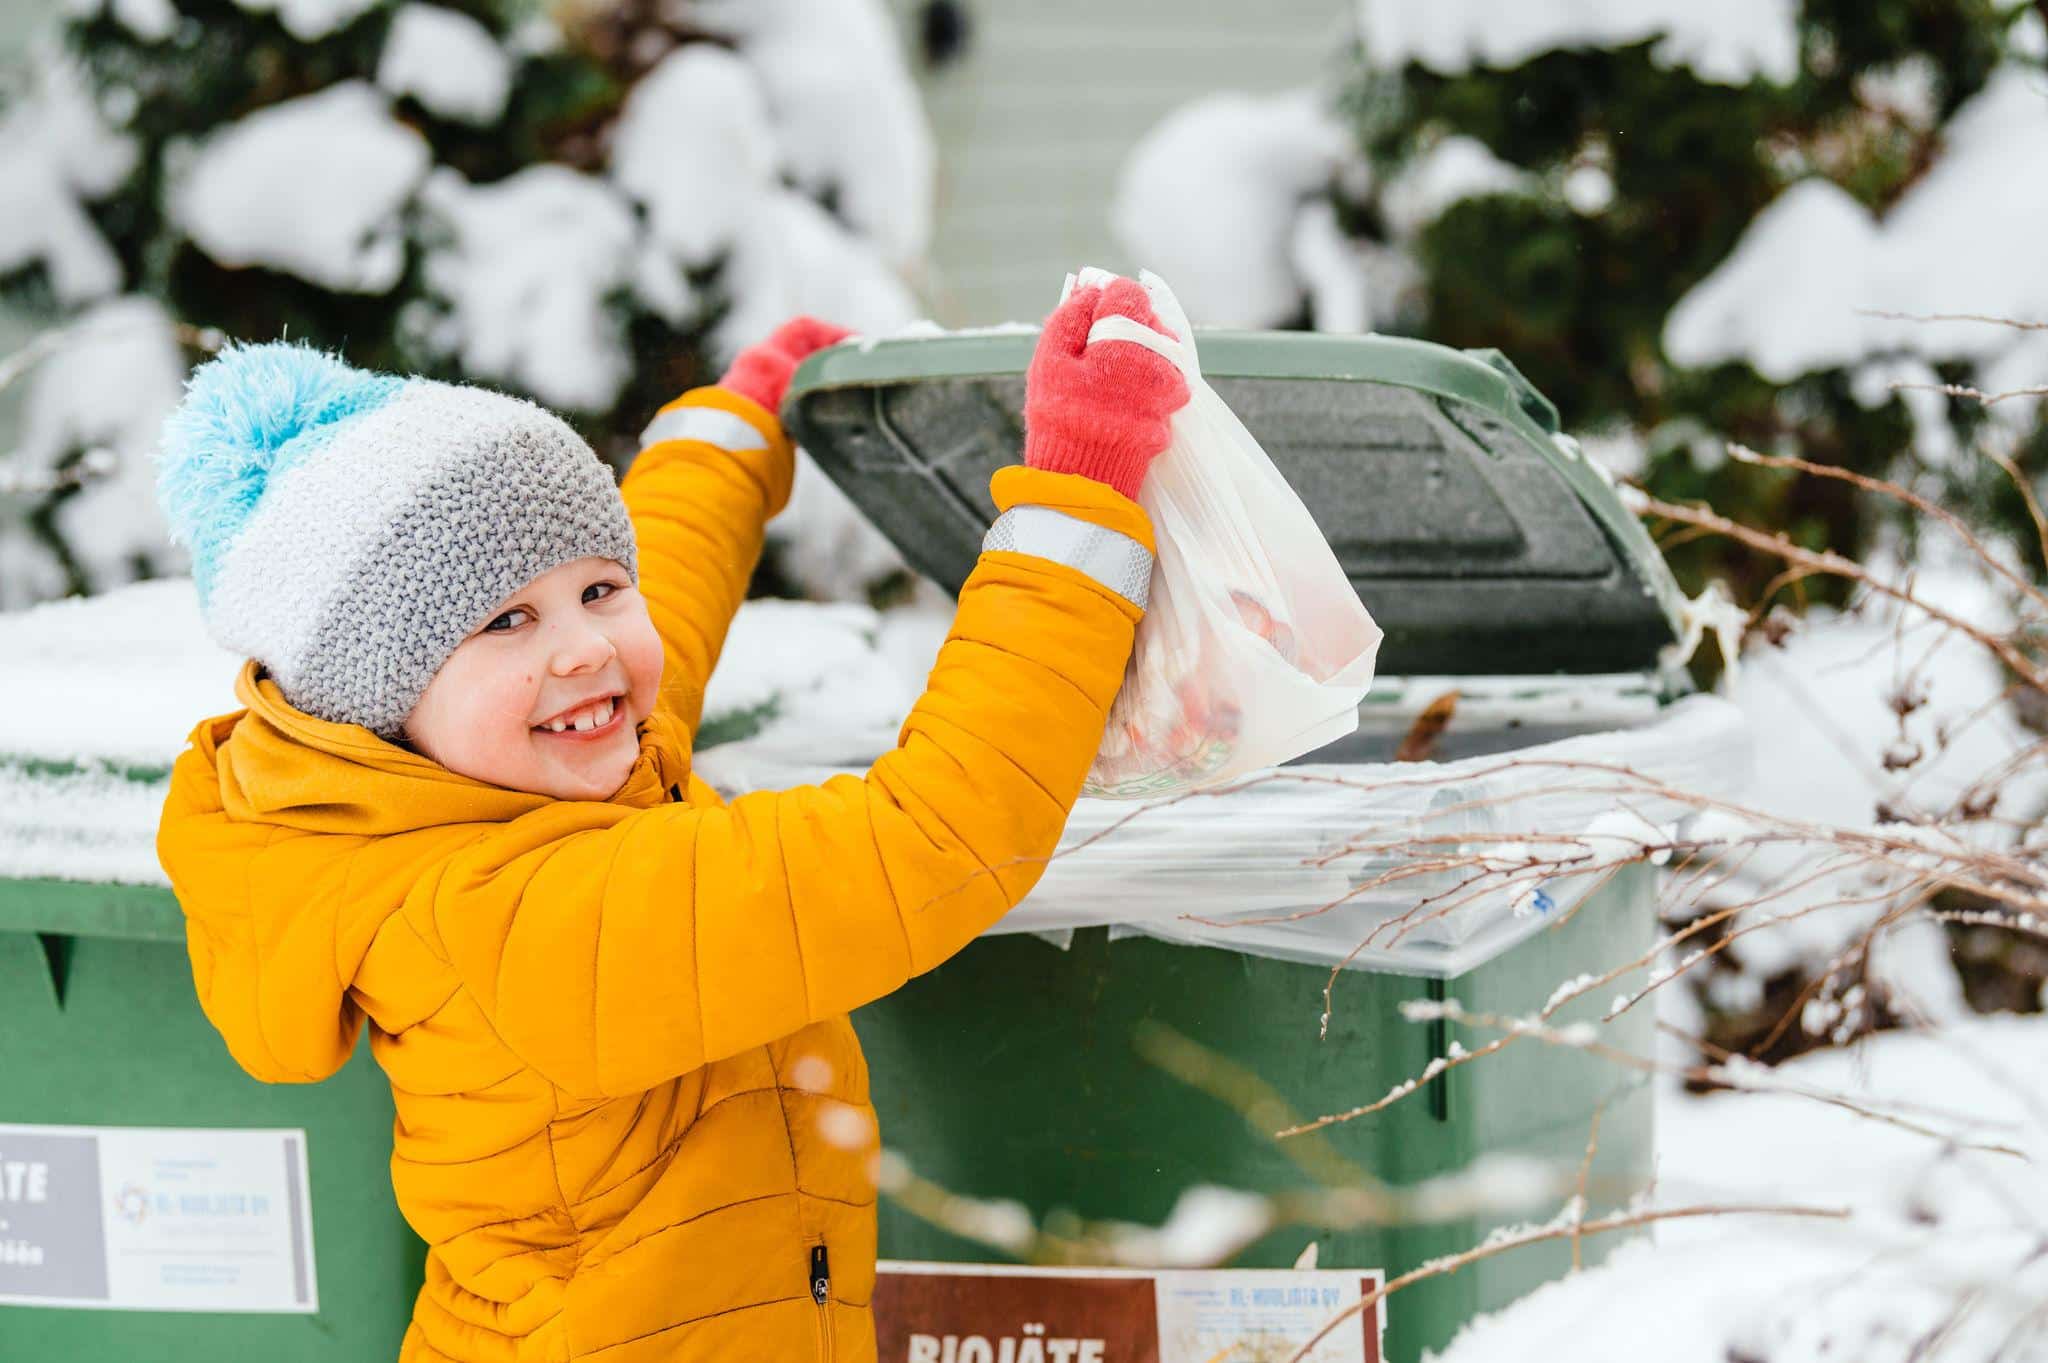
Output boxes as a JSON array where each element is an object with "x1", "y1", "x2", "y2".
[
  {"x1": 0, "y1": 874, "x2": 425, "y2": 1360},
  {"x1": 784, "y1": 328, "x2": 1741, "y2": 1362}
]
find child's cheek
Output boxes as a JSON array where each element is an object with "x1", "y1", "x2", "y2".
[{"x1": 621, "y1": 605, "x2": 665, "y2": 718}]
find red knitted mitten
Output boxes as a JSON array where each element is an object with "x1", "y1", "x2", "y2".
[
  {"x1": 1022, "y1": 277, "x2": 1190, "y2": 499},
  {"x1": 718, "y1": 316, "x2": 855, "y2": 415}
]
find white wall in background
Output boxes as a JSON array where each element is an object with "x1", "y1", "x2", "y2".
[{"x1": 882, "y1": 0, "x2": 1350, "y2": 327}]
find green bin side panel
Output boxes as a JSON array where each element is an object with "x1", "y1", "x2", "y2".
[
  {"x1": 851, "y1": 865, "x2": 1655, "y2": 1363},
  {"x1": 0, "y1": 930, "x2": 423, "y2": 1361}
]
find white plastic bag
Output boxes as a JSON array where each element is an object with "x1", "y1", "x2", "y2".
[{"x1": 1070, "y1": 267, "x2": 1383, "y2": 798}]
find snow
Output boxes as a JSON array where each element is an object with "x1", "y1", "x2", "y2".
[
  {"x1": 605, "y1": 43, "x2": 922, "y2": 368},
  {"x1": 1662, "y1": 179, "x2": 1883, "y2": 382},
  {"x1": 0, "y1": 579, "x2": 237, "y2": 771},
  {"x1": 415, "y1": 164, "x2": 639, "y2": 413},
  {"x1": 695, "y1": 0, "x2": 935, "y2": 270},
  {"x1": 375, "y1": 4, "x2": 512, "y2": 127},
  {"x1": 1288, "y1": 200, "x2": 1371, "y2": 334},
  {"x1": 0, "y1": 577, "x2": 1750, "y2": 977},
  {"x1": 1357, "y1": 0, "x2": 1801, "y2": 87},
  {"x1": 1666, "y1": 66, "x2": 2048, "y2": 381},
  {"x1": 1377, "y1": 135, "x2": 1536, "y2": 240},
  {"x1": 226, "y1": 0, "x2": 375, "y2": 42},
  {"x1": 711, "y1": 189, "x2": 922, "y2": 363},
  {"x1": 764, "y1": 455, "x2": 910, "y2": 602},
  {"x1": 109, "y1": 0, "x2": 178, "y2": 43},
  {"x1": 1111, "y1": 90, "x2": 1354, "y2": 329},
  {"x1": 692, "y1": 598, "x2": 915, "y2": 769},
  {"x1": 609, "y1": 45, "x2": 780, "y2": 269},
  {"x1": 1689, "y1": 565, "x2": 2043, "y2": 1016},
  {"x1": 0, "y1": 52, "x2": 136, "y2": 305},
  {"x1": 171, "y1": 81, "x2": 429, "y2": 294},
  {"x1": 1432, "y1": 1016, "x2": 2048, "y2": 1363},
  {"x1": 15, "y1": 296, "x2": 187, "y2": 591}
]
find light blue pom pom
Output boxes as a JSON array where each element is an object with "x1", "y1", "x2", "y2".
[{"x1": 156, "y1": 339, "x2": 402, "y2": 600}]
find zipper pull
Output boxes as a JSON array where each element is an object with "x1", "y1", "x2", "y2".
[{"x1": 809, "y1": 1243, "x2": 830, "y2": 1305}]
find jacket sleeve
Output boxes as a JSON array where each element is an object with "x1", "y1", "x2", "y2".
[
  {"x1": 619, "y1": 385, "x2": 793, "y2": 737},
  {"x1": 419, "y1": 467, "x2": 1158, "y2": 1099}
]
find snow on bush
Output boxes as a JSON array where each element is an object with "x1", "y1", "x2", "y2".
[
  {"x1": 375, "y1": 4, "x2": 512, "y2": 127},
  {"x1": 0, "y1": 52, "x2": 135, "y2": 306},
  {"x1": 1113, "y1": 99, "x2": 1538, "y2": 332},
  {"x1": 1111, "y1": 89, "x2": 1355, "y2": 329},
  {"x1": 609, "y1": 45, "x2": 780, "y2": 271},
  {"x1": 1355, "y1": 0, "x2": 1801, "y2": 87},
  {"x1": 14, "y1": 297, "x2": 188, "y2": 590},
  {"x1": 170, "y1": 81, "x2": 430, "y2": 294},
  {"x1": 415, "y1": 164, "x2": 640, "y2": 412},
  {"x1": 1374, "y1": 135, "x2": 1534, "y2": 240},
  {"x1": 2, "y1": 0, "x2": 942, "y2": 608},
  {"x1": 225, "y1": 0, "x2": 377, "y2": 42},
  {"x1": 1666, "y1": 68, "x2": 2048, "y2": 381},
  {"x1": 696, "y1": 0, "x2": 935, "y2": 270}
]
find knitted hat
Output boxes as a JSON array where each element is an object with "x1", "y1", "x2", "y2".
[{"x1": 156, "y1": 340, "x2": 639, "y2": 738}]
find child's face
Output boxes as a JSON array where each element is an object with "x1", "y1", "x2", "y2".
[{"x1": 403, "y1": 556, "x2": 664, "y2": 801}]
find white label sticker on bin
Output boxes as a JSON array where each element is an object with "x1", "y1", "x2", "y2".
[
  {"x1": 0, "y1": 1123, "x2": 317, "y2": 1313},
  {"x1": 875, "y1": 1261, "x2": 1387, "y2": 1362}
]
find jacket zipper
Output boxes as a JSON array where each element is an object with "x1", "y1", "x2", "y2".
[{"x1": 810, "y1": 1242, "x2": 833, "y2": 1361}]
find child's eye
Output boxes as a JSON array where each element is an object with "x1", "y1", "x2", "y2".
[
  {"x1": 583, "y1": 581, "x2": 620, "y2": 605},
  {"x1": 483, "y1": 608, "x2": 532, "y2": 633}
]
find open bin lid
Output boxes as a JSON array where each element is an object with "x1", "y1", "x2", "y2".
[{"x1": 784, "y1": 330, "x2": 1688, "y2": 676}]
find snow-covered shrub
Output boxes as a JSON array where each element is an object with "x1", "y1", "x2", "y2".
[
  {"x1": 1112, "y1": 1, "x2": 2047, "y2": 617},
  {"x1": 0, "y1": 0, "x2": 931, "y2": 603}
]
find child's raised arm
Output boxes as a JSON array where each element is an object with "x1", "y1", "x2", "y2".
[
  {"x1": 620, "y1": 319, "x2": 850, "y2": 736},
  {"x1": 419, "y1": 282, "x2": 1189, "y2": 1100}
]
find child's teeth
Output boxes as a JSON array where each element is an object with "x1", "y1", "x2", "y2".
[{"x1": 574, "y1": 710, "x2": 596, "y2": 732}]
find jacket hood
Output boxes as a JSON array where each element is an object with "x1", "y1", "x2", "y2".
[{"x1": 158, "y1": 661, "x2": 692, "y2": 1082}]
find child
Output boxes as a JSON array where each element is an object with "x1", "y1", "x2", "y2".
[{"x1": 154, "y1": 277, "x2": 1188, "y2": 1362}]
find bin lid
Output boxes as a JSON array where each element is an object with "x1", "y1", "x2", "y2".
[{"x1": 783, "y1": 330, "x2": 1688, "y2": 676}]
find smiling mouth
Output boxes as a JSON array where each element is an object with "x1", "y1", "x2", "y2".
[{"x1": 532, "y1": 694, "x2": 625, "y2": 738}]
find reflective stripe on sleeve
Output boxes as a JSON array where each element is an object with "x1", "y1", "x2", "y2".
[
  {"x1": 981, "y1": 505, "x2": 1153, "y2": 609},
  {"x1": 638, "y1": 405, "x2": 769, "y2": 454}
]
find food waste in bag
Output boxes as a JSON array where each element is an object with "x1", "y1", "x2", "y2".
[{"x1": 1066, "y1": 267, "x2": 1383, "y2": 798}]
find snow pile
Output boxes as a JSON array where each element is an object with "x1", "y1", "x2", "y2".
[
  {"x1": 170, "y1": 80, "x2": 430, "y2": 293},
  {"x1": 8, "y1": 297, "x2": 188, "y2": 592},
  {"x1": 375, "y1": 4, "x2": 512, "y2": 127},
  {"x1": 1433, "y1": 1017, "x2": 2048, "y2": 1362},
  {"x1": 691, "y1": 597, "x2": 919, "y2": 774},
  {"x1": 225, "y1": 0, "x2": 374, "y2": 42},
  {"x1": 1356, "y1": 0, "x2": 1801, "y2": 86},
  {"x1": 696, "y1": 0, "x2": 935, "y2": 269},
  {"x1": 1111, "y1": 90, "x2": 1355, "y2": 329},
  {"x1": 0, "y1": 579, "x2": 237, "y2": 771},
  {"x1": 1666, "y1": 66, "x2": 2048, "y2": 382},
  {"x1": 0, "y1": 52, "x2": 136, "y2": 305},
  {"x1": 415, "y1": 164, "x2": 639, "y2": 412}
]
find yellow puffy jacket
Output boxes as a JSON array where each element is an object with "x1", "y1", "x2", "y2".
[{"x1": 155, "y1": 387, "x2": 1153, "y2": 1362}]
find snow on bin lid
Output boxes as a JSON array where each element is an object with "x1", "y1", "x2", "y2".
[{"x1": 783, "y1": 329, "x2": 1688, "y2": 676}]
